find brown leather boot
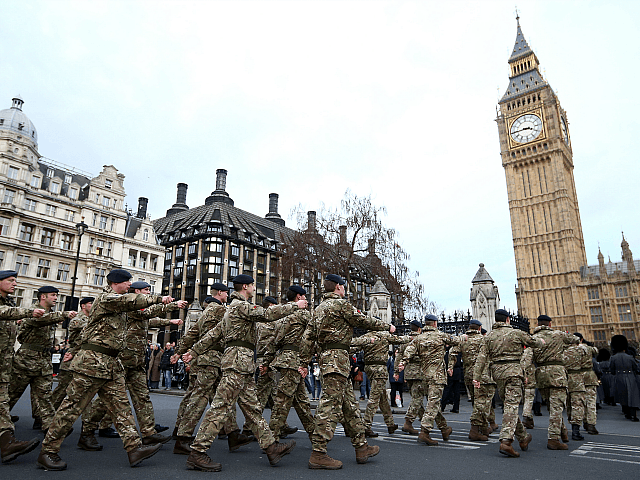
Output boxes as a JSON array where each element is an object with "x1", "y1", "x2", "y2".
[
  {"x1": 522, "y1": 416, "x2": 534, "y2": 429},
  {"x1": 418, "y1": 428, "x2": 438, "y2": 446},
  {"x1": 499, "y1": 439, "x2": 520, "y2": 457},
  {"x1": 228, "y1": 430, "x2": 254, "y2": 451},
  {"x1": 490, "y1": 422, "x2": 500, "y2": 433},
  {"x1": 547, "y1": 438, "x2": 568, "y2": 450},
  {"x1": 282, "y1": 425, "x2": 298, "y2": 436},
  {"x1": 387, "y1": 424, "x2": 398, "y2": 434},
  {"x1": 36, "y1": 451, "x2": 67, "y2": 470},
  {"x1": 265, "y1": 440, "x2": 296, "y2": 466},
  {"x1": 585, "y1": 423, "x2": 599, "y2": 435},
  {"x1": 402, "y1": 419, "x2": 419, "y2": 435},
  {"x1": 440, "y1": 426, "x2": 452, "y2": 441},
  {"x1": 186, "y1": 451, "x2": 222, "y2": 471},
  {"x1": 77, "y1": 433, "x2": 103, "y2": 451},
  {"x1": 171, "y1": 426, "x2": 178, "y2": 440},
  {"x1": 141, "y1": 433, "x2": 171, "y2": 445},
  {"x1": 308, "y1": 450, "x2": 343, "y2": 469},
  {"x1": 560, "y1": 423, "x2": 569, "y2": 442},
  {"x1": 173, "y1": 436, "x2": 193, "y2": 455},
  {"x1": 481, "y1": 424, "x2": 491, "y2": 436},
  {"x1": 355, "y1": 443, "x2": 380, "y2": 464},
  {"x1": 128, "y1": 443, "x2": 162, "y2": 467},
  {"x1": 364, "y1": 427, "x2": 378, "y2": 438},
  {"x1": 0, "y1": 431, "x2": 40, "y2": 463},
  {"x1": 469, "y1": 424, "x2": 488, "y2": 441},
  {"x1": 518, "y1": 433, "x2": 532, "y2": 451}
]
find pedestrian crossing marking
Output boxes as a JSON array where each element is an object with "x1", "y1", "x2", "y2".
[{"x1": 570, "y1": 442, "x2": 640, "y2": 465}]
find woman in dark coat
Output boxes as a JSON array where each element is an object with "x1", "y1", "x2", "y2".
[
  {"x1": 597, "y1": 348, "x2": 614, "y2": 405},
  {"x1": 147, "y1": 344, "x2": 163, "y2": 389},
  {"x1": 609, "y1": 335, "x2": 640, "y2": 421}
]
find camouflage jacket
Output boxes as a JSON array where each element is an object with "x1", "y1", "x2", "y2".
[
  {"x1": 70, "y1": 286, "x2": 163, "y2": 380},
  {"x1": 521, "y1": 347, "x2": 536, "y2": 387},
  {"x1": 0, "y1": 295, "x2": 37, "y2": 382},
  {"x1": 301, "y1": 292, "x2": 390, "y2": 378},
  {"x1": 473, "y1": 322, "x2": 543, "y2": 383},
  {"x1": 529, "y1": 326, "x2": 578, "y2": 389},
  {"x1": 256, "y1": 321, "x2": 279, "y2": 364},
  {"x1": 14, "y1": 302, "x2": 71, "y2": 375},
  {"x1": 265, "y1": 303, "x2": 312, "y2": 371},
  {"x1": 351, "y1": 331, "x2": 410, "y2": 379},
  {"x1": 177, "y1": 300, "x2": 226, "y2": 367},
  {"x1": 60, "y1": 312, "x2": 89, "y2": 371},
  {"x1": 564, "y1": 343, "x2": 599, "y2": 391},
  {"x1": 394, "y1": 331, "x2": 423, "y2": 380},
  {"x1": 120, "y1": 302, "x2": 179, "y2": 368},
  {"x1": 450, "y1": 329, "x2": 485, "y2": 382},
  {"x1": 399, "y1": 326, "x2": 464, "y2": 385}
]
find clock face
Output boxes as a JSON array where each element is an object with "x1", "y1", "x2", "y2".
[
  {"x1": 510, "y1": 114, "x2": 543, "y2": 143},
  {"x1": 560, "y1": 116, "x2": 569, "y2": 143}
]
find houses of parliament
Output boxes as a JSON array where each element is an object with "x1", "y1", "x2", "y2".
[{"x1": 496, "y1": 18, "x2": 638, "y2": 345}]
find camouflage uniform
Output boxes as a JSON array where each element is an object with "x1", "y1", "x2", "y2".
[
  {"x1": 521, "y1": 348, "x2": 536, "y2": 419},
  {"x1": 187, "y1": 291, "x2": 299, "y2": 452},
  {"x1": 264, "y1": 303, "x2": 316, "y2": 440},
  {"x1": 9, "y1": 304, "x2": 71, "y2": 431},
  {"x1": 40, "y1": 286, "x2": 165, "y2": 455},
  {"x1": 300, "y1": 292, "x2": 390, "y2": 454},
  {"x1": 351, "y1": 332, "x2": 410, "y2": 430},
  {"x1": 527, "y1": 326, "x2": 578, "y2": 440},
  {"x1": 473, "y1": 322, "x2": 543, "y2": 442},
  {"x1": 173, "y1": 320, "x2": 200, "y2": 434},
  {"x1": 0, "y1": 296, "x2": 37, "y2": 436},
  {"x1": 51, "y1": 312, "x2": 88, "y2": 410},
  {"x1": 395, "y1": 331, "x2": 425, "y2": 425},
  {"x1": 400, "y1": 326, "x2": 463, "y2": 433},
  {"x1": 564, "y1": 343, "x2": 599, "y2": 427}
]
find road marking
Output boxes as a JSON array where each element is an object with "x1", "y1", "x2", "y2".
[{"x1": 570, "y1": 442, "x2": 640, "y2": 465}]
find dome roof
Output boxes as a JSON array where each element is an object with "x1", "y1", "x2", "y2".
[{"x1": 0, "y1": 96, "x2": 38, "y2": 146}]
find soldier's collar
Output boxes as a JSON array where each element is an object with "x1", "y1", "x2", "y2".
[{"x1": 322, "y1": 292, "x2": 341, "y2": 299}]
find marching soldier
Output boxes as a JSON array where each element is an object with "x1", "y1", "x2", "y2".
[{"x1": 395, "y1": 319, "x2": 424, "y2": 435}]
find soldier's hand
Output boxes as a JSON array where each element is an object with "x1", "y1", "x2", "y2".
[
  {"x1": 32, "y1": 308, "x2": 46, "y2": 318},
  {"x1": 63, "y1": 352, "x2": 73, "y2": 362},
  {"x1": 176, "y1": 300, "x2": 188, "y2": 309},
  {"x1": 170, "y1": 354, "x2": 180, "y2": 364},
  {"x1": 397, "y1": 364, "x2": 405, "y2": 372},
  {"x1": 162, "y1": 296, "x2": 174, "y2": 304},
  {"x1": 389, "y1": 324, "x2": 396, "y2": 334},
  {"x1": 259, "y1": 365, "x2": 268, "y2": 376},
  {"x1": 66, "y1": 311, "x2": 78, "y2": 319},
  {"x1": 393, "y1": 374, "x2": 399, "y2": 381},
  {"x1": 296, "y1": 298, "x2": 308, "y2": 309},
  {"x1": 298, "y1": 366, "x2": 308, "y2": 378},
  {"x1": 170, "y1": 319, "x2": 184, "y2": 326},
  {"x1": 473, "y1": 380, "x2": 481, "y2": 389},
  {"x1": 182, "y1": 353, "x2": 193, "y2": 363}
]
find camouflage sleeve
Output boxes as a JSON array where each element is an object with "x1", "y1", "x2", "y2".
[
  {"x1": 175, "y1": 322, "x2": 200, "y2": 355},
  {"x1": 521, "y1": 347, "x2": 533, "y2": 369},
  {"x1": 242, "y1": 302, "x2": 298, "y2": 323},
  {"x1": 341, "y1": 302, "x2": 390, "y2": 332},
  {"x1": 445, "y1": 333, "x2": 464, "y2": 347},
  {"x1": 148, "y1": 318, "x2": 173, "y2": 328},
  {"x1": 400, "y1": 341, "x2": 418, "y2": 366},
  {"x1": 0, "y1": 305, "x2": 36, "y2": 320},
  {"x1": 520, "y1": 330, "x2": 544, "y2": 348},
  {"x1": 390, "y1": 335, "x2": 412, "y2": 345},
  {"x1": 350, "y1": 335, "x2": 372, "y2": 348},
  {"x1": 449, "y1": 344, "x2": 461, "y2": 367},
  {"x1": 22, "y1": 310, "x2": 67, "y2": 327},
  {"x1": 101, "y1": 293, "x2": 163, "y2": 313},
  {"x1": 299, "y1": 316, "x2": 318, "y2": 366},
  {"x1": 142, "y1": 301, "x2": 180, "y2": 318},
  {"x1": 190, "y1": 322, "x2": 223, "y2": 358},
  {"x1": 563, "y1": 332, "x2": 580, "y2": 345},
  {"x1": 263, "y1": 324, "x2": 285, "y2": 366},
  {"x1": 473, "y1": 342, "x2": 489, "y2": 382},
  {"x1": 587, "y1": 345, "x2": 599, "y2": 357},
  {"x1": 394, "y1": 343, "x2": 408, "y2": 375}
]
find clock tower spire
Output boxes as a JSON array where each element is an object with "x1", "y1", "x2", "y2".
[{"x1": 496, "y1": 17, "x2": 588, "y2": 332}]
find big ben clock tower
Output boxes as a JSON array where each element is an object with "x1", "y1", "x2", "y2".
[{"x1": 496, "y1": 17, "x2": 588, "y2": 332}]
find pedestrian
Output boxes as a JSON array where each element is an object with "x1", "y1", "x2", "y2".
[
  {"x1": 160, "y1": 342, "x2": 174, "y2": 389},
  {"x1": 312, "y1": 356, "x2": 322, "y2": 401},
  {"x1": 388, "y1": 349, "x2": 403, "y2": 408},
  {"x1": 51, "y1": 345, "x2": 61, "y2": 376},
  {"x1": 609, "y1": 335, "x2": 640, "y2": 421},
  {"x1": 147, "y1": 344, "x2": 162, "y2": 389},
  {"x1": 441, "y1": 348, "x2": 463, "y2": 413}
]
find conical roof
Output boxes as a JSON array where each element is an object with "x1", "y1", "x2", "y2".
[
  {"x1": 472, "y1": 263, "x2": 494, "y2": 283},
  {"x1": 509, "y1": 18, "x2": 532, "y2": 62},
  {"x1": 370, "y1": 279, "x2": 390, "y2": 295}
]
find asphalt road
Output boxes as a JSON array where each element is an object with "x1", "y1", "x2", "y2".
[{"x1": 5, "y1": 388, "x2": 639, "y2": 478}]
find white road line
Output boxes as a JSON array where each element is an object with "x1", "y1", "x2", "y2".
[{"x1": 570, "y1": 442, "x2": 640, "y2": 465}]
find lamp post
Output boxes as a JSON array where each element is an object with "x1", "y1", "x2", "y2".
[{"x1": 69, "y1": 219, "x2": 88, "y2": 309}]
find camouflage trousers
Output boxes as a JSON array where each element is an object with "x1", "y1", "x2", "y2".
[
  {"x1": 311, "y1": 372, "x2": 366, "y2": 454},
  {"x1": 175, "y1": 373, "x2": 196, "y2": 431},
  {"x1": 585, "y1": 385, "x2": 598, "y2": 425},
  {"x1": 80, "y1": 396, "x2": 114, "y2": 433},
  {"x1": 0, "y1": 383, "x2": 14, "y2": 435},
  {"x1": 567, "y1": 389, "x2": 587, "y2": 425},
  {"x1": 418, "y1": 381, "x2": 447, "y2": 432},
  {"x1": 470, "y1": 383, "x2": 496, "y2": 427},
  {"x1": 523, "y1": 387, "x2": 535, "y2": 418},
  {"x1": 464, "y1": 378, "x2": 475, "y2": 404},
  {"x1": 539, "y1": 387, "x2": 567, "y2": 440},
  {"x1": 42, "y1": 371, "x2": 141, "y2": 454},
  {"x1": 9, "y1": 367, "x2": 55, "y2": 431},
  {"x1": 405, "y1": 379, "x2": 425, "y2": 423},
  {"x1": 51, "y1": 369, "x2": 73, "y2": 410},
  {"x1": 495, "y1": 377, "x2": 527, "y2": 442},
  {"x1": 269, "y1": 368, "x2": 315, "y2": 440},
  {"x1": 243, "y1": 367, "x2": 276, "y2": 432},
  {"x1": 191, "y1": 370, "x2": 275, "y2": 452},
  {"x1": 363, "y1": 368, "x2": 394, "y2": 429},
  {"x1": 177, "y1": 366, "x2": 236, "y2": 437}
]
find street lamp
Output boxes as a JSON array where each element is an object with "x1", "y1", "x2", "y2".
[{"x1": 70, "y1": 219, "x2": 89, "y2": 306}]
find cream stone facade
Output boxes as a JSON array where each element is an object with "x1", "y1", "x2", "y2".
[{"x1": 469, "y1": 263, "x2": 500, "y2": 333}]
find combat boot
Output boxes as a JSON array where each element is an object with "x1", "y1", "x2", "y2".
[
  {"x1": 490, "y1": 422, "x2": 500, "y2": 433},
  {"x1": 481, "y1": 424, "x2": 491, "y2": 436},
  {"x1": 355, "y1": 443, "x2": 380, "y2": 464},
  {"x1": 141, "y1": 432, "x2": 172, "y2": 445},
  {"x1": 77, "y1": 433, "x2": 103, "y2": 451},
  {"x1": 547, "y1": 439, "x2": 568, "y2": 450},
  {"x1": 0, "y1": 431, "x2": 40, "y2": 463},
  {"x1": 173, "y1": 436, "x2": 193, "y2": 455},
  {"x1": 265, "y1": 440, "x2": 296, "y2": 466},
  {"x1": 560, "y1": 424, "x2": 569, "y2": 442},
  {"x1": 585, "y1": 423, "x2": 598, "y2": 434},
  {"x1": 186, "y1": 450, "x2": 222, "y2": 471},
  {"x1": 98, "y1": 427, "x2": 119, "y2": 438},
  {"x1": 418, "y1": 428, "x2": 438, "y2": 446},
  {"x1": 571, "y1": 424, "x2": 584, "y2": 441},
  {"x1": 227, "y1": 429, "x2": 254, "y2": 452},
  {"x1": 308, "y1": 450, "x2": 343, "y2": 469},
  {"x1": 387, "y1": 424, "x2": 398, "y2": 434},
  {"x1": 518, "y1": 433, "x2": 532, "y2": 451},
  {"x1": 364, "y1": 427, "x2": 378, "y2": 438},
  {"x1": 499, "y1": 439, "x2": 520, "y2": 457},
  {"x1": 36, "y1": 451, "x2": 67, "y2": 470},
  {"x1": 468, "y1": 424, "x2": 488, "y2": 441},
  {"x1": 128, "y1": 443, "x2": 162, "y2": 467},
  {"x1": 402, "y1": 419, "x2": 419, "y2": 435},
  {"x1": 522, "y1": 416, "x2": 534, "y2": 429},
  {"x1": 282, "y1": 425, "x2": 298, "y2": 436},
  {"x1": 440, "y1": 426, "x2": 452, "y2": 441}
]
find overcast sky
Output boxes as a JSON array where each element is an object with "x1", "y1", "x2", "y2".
[{"x1": 1, "y1": 0, "x2": 638, "y2": 315}]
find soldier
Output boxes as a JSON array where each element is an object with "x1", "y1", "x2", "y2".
[
  {"x1": 526, "y1": 314, "x2": 578, "y2": 450},
  {"x1": 473, "y1": 309, "x2": 544, "y2": 458},
  {"x1": 394, "y1": 319, "x2": 424, "y2": 435},
  {"x1": 181, "y1": 274, "x2": 305, "y2": 471},
  {"x1": 36, "y1": 268, "x2": 173, "y2": 470},
  {"x1": 0, "y1": 270, "x2": 44, "y2": 464},
  {"x1": 564, "y1": 332, "x2": 599, "y2": 440},
  {"x1": 300, "y1": 274, "x2": 393, "y2": 470},
  {"x1": 9, "y1": 286, "x2": 76, "y2": 433},
  {"x1": 351, "y1": 328, "x2": 410, "y2": 437},
  {"x1": 397, "y1": 314, "x2": 464, "y2": 446},
  {"x1": 521, "y1": 347, "x2": 536, "y2": 429},
  {"x1": 263, "y1": 285, "x2": 315, "y2": 441},
  {"x1": 473, "y1": 328, "x2": 499, "y2": 438}
]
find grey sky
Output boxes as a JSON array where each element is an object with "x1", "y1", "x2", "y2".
[{"x1": 1, "y1": 0, "x2": 638, "y2": 315}]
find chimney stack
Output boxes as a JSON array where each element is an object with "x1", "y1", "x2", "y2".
[
  {"x1": 205, "y1": 168, "x2": 234, "y2": 206},
  {"x1": 165, "y1": 183, "x2": 190, "y2": 217},
  {"x1": 265, "y1": 193, "x2": 285, "y2": 226},
  {"x1": 339, "y1": 225, "x2": 347, "y2": 244},
  {"x1": 137, "y1": 197, "x2": 148, "y2": 219},
  {"x1": 307, "y1": 211, "x2": 316, "y2": 231}
]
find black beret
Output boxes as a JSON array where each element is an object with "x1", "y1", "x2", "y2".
[
  {"x1": 131, "y1": 281, "x2": 151, "y2": 290},
  {"x1": 469, "y1": 319, "x2": 482, "y2": 327},
  {"x1": 481, "y1": 328, "x2": 487, "y2": 335},
  {"x1": 107, "y1": 269, "x2": 132, "y2": 283},
  {"x1": 289, "y1": 285, "x2": 307, "y2": 296},
  {"x1": 325, "y1": 274, "x2": 345, "y2": 285},
  {"x1": 203, "y1": 296, "x2": 215, "y2": 303},
  {"x1": 495, "y1": 309, "x2": 510, "y2": 317},
  {"x1": 232, "y1": 274, "x2": 254, "y2": 285},
  {"x1": 424, "y1": 314, "x2": 439, "y2": 323},
  {"x1": 537, "y1": 314, "x2": 552, "y2": 323},
  {"x1": 211, "y1": 282, "x2": 229, "y2": 292},
  {"x1": 410, "y1": 319, "x2": 423, "y2": 329},
  {"x1": 38, "y1": 285, "x2": 59, "y2": 294},
  {"x1": 573, "y1": 332, "x2": 584, "y2": 340},
  {"x1": 80, "y1": 297, "x2": 95, "y2": 305},
  {"x1": 263, "y1": 296, "x2": 277, "y2": 305},
  {"x1": 0, "y1": 270, "x2": 18, "y2": 280}
]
